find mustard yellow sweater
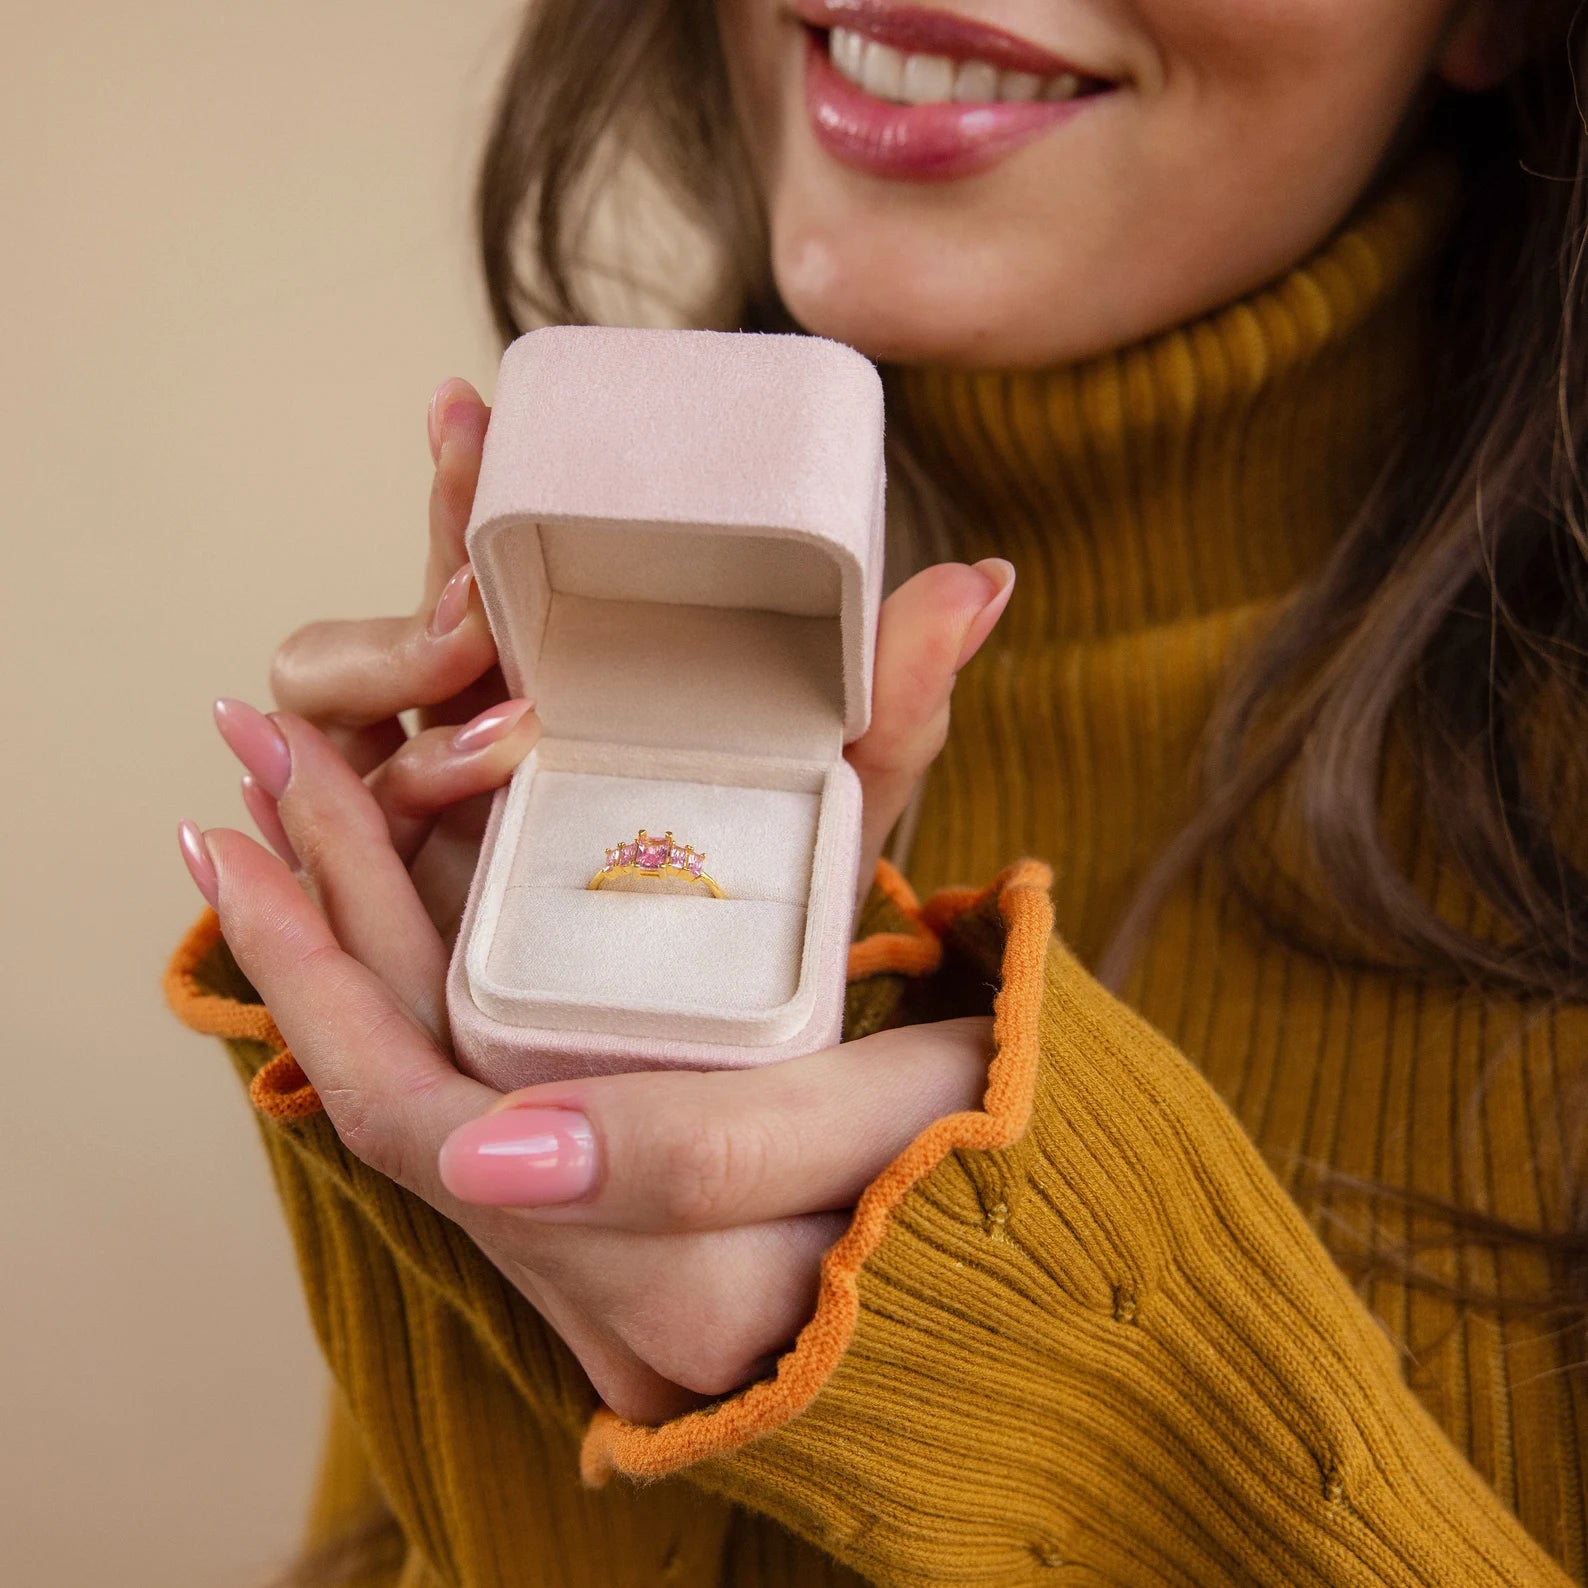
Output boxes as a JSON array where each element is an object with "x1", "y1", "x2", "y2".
[{"x1": 165, "y1": 145, "x2": 1587, "y2": 1585}]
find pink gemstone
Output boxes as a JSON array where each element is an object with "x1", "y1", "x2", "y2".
[
  {"x1": 604, "y1": 848, "x2": 617, "y2": 868},
  {"x1": 668, "y1": 846, "x2": 687, "y2": 868},
  {"x1": 618, "y1": 842, "x2": 636, "y2": 865},
  {"x1": 636, "y1": 837, "x2": 668, "y2": 868},
  {"x1": 688, "y1": 852, "x2": 704, "y2": 877}
]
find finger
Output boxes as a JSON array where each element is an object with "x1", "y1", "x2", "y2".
[
  {"x1": 845, "y1": 558, "x2": 1015, "y2": 908},
  {"x1": 264, "y1": 384, "x2": 493, "y2": 775},
  {"x1": 551, "y1": 1213, "x2": 848, "y2": 1404},
  {"x1": 366, "y1": 697, "x2": 542, "y2": 863},
  {"x1": 406, "y1": 796, "x2": 499, "y2": 948},
  {"x1": 460, "y1": 1231, "x2": 705, "y2": 1424},
  {"x1": 436, "y1": 1015, "x2": 995, "y2": 1231},
  {"x1": 423, "y1": 382, "x2": 490, "y2": 609},
  {"x1": 268, "y1": 583, "x2": 498, "y2": 770},
  {"x1": 192, "y1": 823, "x2": 496, "y2": 1202},
  {"x1": 416, "y1": 386, "x2": 506, "y2": 741},
  {"x1": 214, "y1": 697, "x2": 453, "y2": 1038},
  {"x1": 238, "y1": 773, "x2": 301, "y2": 871},
  {"x1": 530, "y1": 1270, "x2": 710, "y2": 1425}
]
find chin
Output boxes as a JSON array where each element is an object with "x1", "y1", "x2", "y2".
[
  {"x1": 770, "y1": 212, "x2": 1052, "y2": 369},
  {"x1": 778, "y1": 271, "x2": 1117, "y2": 373}
]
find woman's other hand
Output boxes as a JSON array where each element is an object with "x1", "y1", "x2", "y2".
[{"x1": 258, "y1": 378, "x2": 508, "y2": 942}]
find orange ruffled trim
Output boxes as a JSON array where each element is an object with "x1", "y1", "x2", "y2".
[
  {"x1": 162, "y1": 909, "x2": 324, "y2": 1121},
  {"x1": 580, "y1": 853, "x2": 1054, "y2": 1486}
]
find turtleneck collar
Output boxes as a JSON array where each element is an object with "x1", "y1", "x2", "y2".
[{"x1": 880, "y1": 144, "x2": 1464, "y2": 645}]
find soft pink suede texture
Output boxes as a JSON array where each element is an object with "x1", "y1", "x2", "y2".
[{"x1": 445, "y1": 326, "x2": 885, "y2": 1090}]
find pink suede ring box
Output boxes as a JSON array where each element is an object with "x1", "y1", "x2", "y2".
[{"x1": 444, "y1": 324, "x2": 886, "y2": 1091}]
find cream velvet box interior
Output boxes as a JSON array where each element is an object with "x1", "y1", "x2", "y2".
[{"x1": 445, "y1": 325, "x2": 885, "y2": 1091}]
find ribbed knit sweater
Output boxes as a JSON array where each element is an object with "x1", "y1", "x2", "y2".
[{"x1": 164, "y1": 143, "x2": 1587, "y2": 1585}]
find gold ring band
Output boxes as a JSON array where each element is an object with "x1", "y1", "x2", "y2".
[{"x1": 587, "y1": 829, "x2": 725, "y2": 898}]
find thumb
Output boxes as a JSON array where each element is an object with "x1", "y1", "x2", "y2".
[{"x1": 845, "y1": 557, "x2": 1016, "y2": 912}]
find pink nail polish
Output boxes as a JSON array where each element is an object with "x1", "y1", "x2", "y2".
[
  {"x1": 438, "y1": 1107, "x2": 597, "y2": 1207},
  {"x1": 213, "y1": 698, "x2": 292, "y2": 798},
  {"x1": 429, "y1": 564, "x2": 474, "y2": 637},
  {"x1": 177, "y1": 819, "x2": 220, "y2": 909},
  {"x1": 240, "y1": 775, "x2": 302, "y2": 871},
  {"x1": 451, "y1": 698, "x2": 535, "y2": 753}
]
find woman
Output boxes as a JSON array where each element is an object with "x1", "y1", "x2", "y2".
[{"x1": 166, "y1": 0, "x2": 1588, "y2": 1581}]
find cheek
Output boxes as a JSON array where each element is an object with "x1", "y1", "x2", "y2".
[
  {"x1": 1147, "y1": 0, "x2": 1452, "y2": 232},
  {"x1": 1148, "y1": 0, "x2": 1450, "y2": 123}
]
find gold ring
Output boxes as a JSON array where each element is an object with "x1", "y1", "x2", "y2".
[{"x1": 587, "y1": 829, "x2": 726, "y2": 898}]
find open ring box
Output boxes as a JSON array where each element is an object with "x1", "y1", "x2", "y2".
[{"x1": 445, "y1": 325, "x2": 886, "y2": 1091}]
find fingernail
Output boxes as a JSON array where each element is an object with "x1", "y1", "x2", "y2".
[
  {"x1": 429, "y1": 563, "x2": 475, "y2": 637},
  {"x1": 240, "y1": 774, "x2": 302, "y2": 871},
  {"x1": 955, "y1": 557, "x2": 1017, "y2": 670},
  {"x1": 427, "y1": 376, "x2": 468, "y2": 465},
  {"x1": 438, "y1": 1107, "x2": 597, "y2": 1207},
  {"x1": 213, "y1": 698, "x2": 292, "y2": 798},
  {"x1": 451, "y1": 697, "x2": 536, "y2": 753},
  {"x1": 177, "y1": 819, "x2": 220, "y2": 909}
]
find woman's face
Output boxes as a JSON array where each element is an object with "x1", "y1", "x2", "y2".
[{"x1": 715, "y1": 0, "x2": 1515, "y2": 367}]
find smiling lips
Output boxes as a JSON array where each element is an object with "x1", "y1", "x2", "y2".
[
  {"x1": 794, "y1": 1, "x2": 1117, "y2": 180},
  {"x1": 830, "y1": 24, "x2": 1086, "y2": 104}
]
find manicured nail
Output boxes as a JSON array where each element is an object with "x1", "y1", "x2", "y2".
[
  {"x1": 177, "y1": 819, "x2": 220, "y2": 909},
  {"x1": 213, "y1": 698, "x2": 292, "y2": 798},
  {"x1": 450, "y1": 698, "x2": 535, "y2": 753},
  {"x1": 240, "y1": 775, "x2": 302, "y2": 871},
  {"x1": 438, "y1": 1107, "x2": 597, "y2": 1207},
  {"x1": 427, "y1": 376, "x2": 468, "y2": 465},
  {"x1": 429, "y1": 563, "x2": 474, "y2": 637},
  {"x1": 955, "y1": 558, "x2": 1017, "y2": 670}
]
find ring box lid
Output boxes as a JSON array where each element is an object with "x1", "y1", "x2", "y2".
[{"x1": 465, "y1": 326, "x2": 885, "y2": 761}]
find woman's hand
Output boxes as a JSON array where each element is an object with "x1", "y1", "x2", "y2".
[{"x1": 179, "y1": 372, "x2": 1017, "y2": 1422}]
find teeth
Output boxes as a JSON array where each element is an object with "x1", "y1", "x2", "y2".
[
  {"x1": 859, "y1": 38, "x2": 904, "y2": 100},
  {"x1": 900, "y1": 51, "x2": 956, "y2": 104},
  {"x1": 828, "y1": 27, "x2": 1089, "y2": 105},
  {"x1": 952, "y1": 59, "x2": 999, "y2": 101},
  {"x1": 831, "y1": 24, "x2": 865, "y2": 79}
]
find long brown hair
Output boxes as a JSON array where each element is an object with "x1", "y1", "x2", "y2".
[{"x1": 271, "y1": 3, "x2": 1588, "y2": 1580}]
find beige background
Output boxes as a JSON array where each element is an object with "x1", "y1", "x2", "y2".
[{"x1": 3, "y1": 3, "x2": 539, "y2": 1581}]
